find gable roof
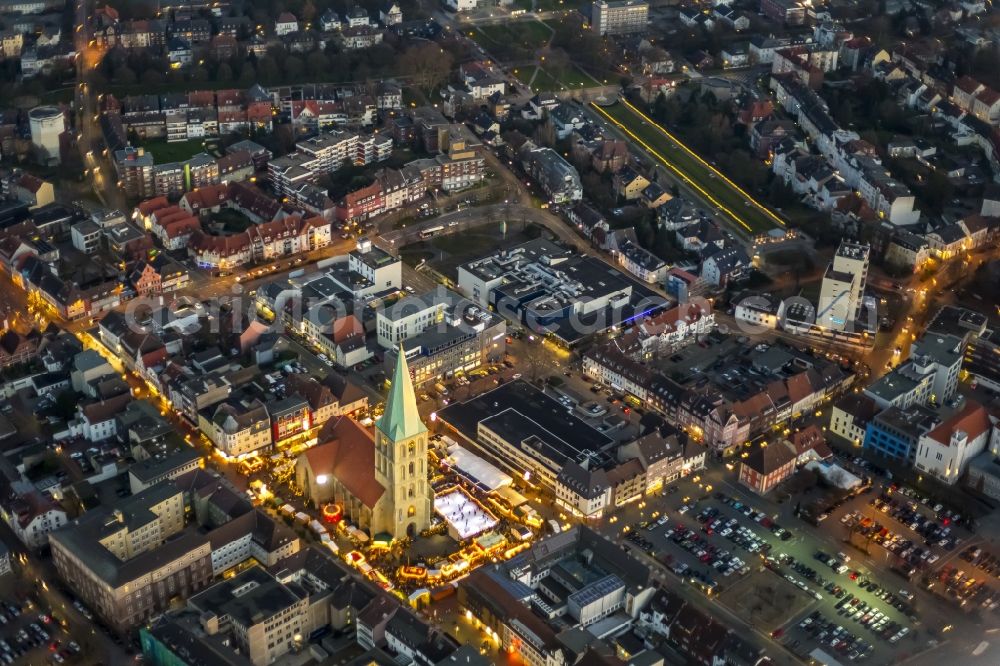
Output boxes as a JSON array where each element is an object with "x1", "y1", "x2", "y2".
[
  {"x1": 925, "y1": 401, "x2": 991, "y2": 446},
  {"x1": 304, "y1": 417, "x2": 385, "y2": 508}
]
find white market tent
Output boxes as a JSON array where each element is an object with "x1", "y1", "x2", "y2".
[{"x1": 445, "y1": 443, "x2": 512, "y2": 493}]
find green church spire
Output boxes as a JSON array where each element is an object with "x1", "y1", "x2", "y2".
[{"x1": 376, "y1": 344, "x2": 427, "y2": 442}]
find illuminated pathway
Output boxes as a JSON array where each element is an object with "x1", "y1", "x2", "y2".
[
  {"x1": 619, "y1": 99, "x2": 786, "y2": 229},
  {"x1": 590, "y1": 101, "x2": 785, "y2": 236}
]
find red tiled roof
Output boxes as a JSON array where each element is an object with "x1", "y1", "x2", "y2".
[
  {"x1": 181, "y1": 183, "x2": 229, "y2": 210},
  {"x1": 137, "y1": 196, "x2": 170, "y2": 216},
  {"x1": 743, "y1": 441, "x2": 796, "y2": 475},
  {"x1": 16, "y1": 173, "x2": 45, "y2": 193},
  {"x1": 188, "y1": 229, "x2": 250, "y2": 255},
  {"x1": 303, "y1": 417, "x2": 385, "y2": 508},
  {"x1": 785, "y1": 371, "x2": 814, "y2": 405},
  {"x1": 246, "y1": 102, "x2": 273, "y2": 121},
  {"x1": 161, "y1": 216, "x2": 201, "y2": 239},
  {"x1": 218, "y1": 109, "x2": 248, "y2": 124},
  {"x1": 976, "y1": 88, "x2": 1000, "y2": 106},
  {"x1": 926, "y1": 401, "x2": 991, "y2": 447},
  {"x1": 81, "y1": 392, "x2": 133, "y2": 424},
  {"x1": 955, "y1": 75, "x2": 983, "y2": 96},
  {"x1": 344, "y1": 181, "x2": 381, "y2": 207},
  {"x1": 187, "y1": 90, "x2": 216, "y2": 108},
  {"x1": 332, "y1": 315, "x2": 364, "y2": 344},
  {"x1": 214, "y1": 88, "x2": 244, "y2": 107},
  {"x1": 791, "y1": 425, "x2": 831, "y2": 459},
  {"x1": 216, "y1": 150, "x2": 252, "y2": 172}
]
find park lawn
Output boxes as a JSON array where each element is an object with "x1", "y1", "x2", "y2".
[
  {"x1": 472, "y1": 20, "x2": 551, "y2": 52},
  {"x1": 139, "y1": 138, "x2": 212, "y2": 164},
  {"x1": 555, "y1": 65, "x2": 602, "y2": 88},
  {"x1": 529, "y1": 68, "x2": 563, "y2": 92},
  {"x1": 597, "y1": 102, "x2": 781, "y2": 235},
  {"x1": 512, "y1": 65, "x2": 538, "y2": 85},
  {"x1": 512, "y1": 65, "x2": 558, "y2": 92}
]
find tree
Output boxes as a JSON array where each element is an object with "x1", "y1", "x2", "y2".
[
  {"x1": 284, "y1": 55, "x2": 305, "y2": 82},
  {"x1": 114, "y1": 66, "x2": 137, "y2": 85},
  {"x1": 542, "y1": 47, "x2": 571, "y2": 79},
  {"x1": 306, "y1": 51, "x2": 329, "y2": 78},
  {"x1": 141, "y1": 68, "x2": 164, "y2": 86},
  {"x1": 215, "y1": 62, "x2": 233, "y2": 83},
  {"x1": 636, "y1": 217, "x2": 655, "y2": 249},
  {"x1": 238, "y1": 63, "x2": 257, "y2": 86},
  {"x1": 257, "y1": 56, "x2": 280, "y2": 84},
  {"x1": 190, "y1": 66, "x2": 209, "y2": 82},
  {"x1": 520, "y1": 339, "x2": 548, "y2": 382},
  {"x1": 53, "y1": 390, "x2": 78, "y2": 420},
  {"x1": 401, "y1": 42, "x2": 453, "y2": 95},
  {"x1": 302, "y1": 1, "x2": 317, "y2": 23},
  {"x1": 922, "y1": 170, "x2": 954, "y2": 213}
]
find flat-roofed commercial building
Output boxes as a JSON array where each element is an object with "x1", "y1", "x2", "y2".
[{"x1": 380, "y1": 289, "x2": 506, "y2": 385}]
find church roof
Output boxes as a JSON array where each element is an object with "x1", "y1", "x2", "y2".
[
  {"x1": 376, "y1": 345, "x2": 426, "y2": 442},
  {"x1": 305, "y1": 417, "x2": 385, "y2": 508}
]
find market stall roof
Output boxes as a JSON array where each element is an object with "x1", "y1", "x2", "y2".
[
  {"x1": 445, "y1": 442, "x2": 512, "y2": 492},
  {"x1": 495, "y1": 486, "x2": 527, "y2": 508}
]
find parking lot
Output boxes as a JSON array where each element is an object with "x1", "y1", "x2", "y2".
[
  {"x1": 816, "y1": 473, "x2": 998, "y2": 620},
  {"x1": 931, "y1": 544, "x2": 1000, "y2": 611},
  {"x1": 0, "y1": 592, "x2": 83, "y2": 665},
  {"x1": 615, "y1": 472, "x2": 936, "y2": 665},
  {"x1": 841, "y1": 487, "x2": 964, "y2": 575}
]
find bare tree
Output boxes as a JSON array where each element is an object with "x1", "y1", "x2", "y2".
[{"x1": 402, "y1": 43, "x2": 454, "y2": 96}]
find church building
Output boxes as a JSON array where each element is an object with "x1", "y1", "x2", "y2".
[{"x1": 295, "y1": 346, "x2": 432, "y2": 539}]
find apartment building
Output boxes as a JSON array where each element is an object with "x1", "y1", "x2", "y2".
[
  {"x1": 349, "y1": 238, "x2": 402, "y2": 293},
  {"x1": 817, "y1": 240, "x2": 869, "y2": 331},
  {"x1": 376, "y1": 293, "x2": 448, "y2": 348},
  {"x1": 0, "y1": 487, "x2": 68, "y2": 550},
  {"x1": 591, "y1": 0, "x2": 648, "y2": 36},
  {"x1": 114, "y1": 147, "x2": 155, "y2": 199},
  {"x1": 521, "y1": 145, "x2": 583, "y2": 203},
  {"x1": 49, "y1": 483, "x2": 213, "y2": 632},
  {"x1": 188, "y1": 567, "x2": 309, "y2": 666},
  {"x1": 199, "y1": 398, "x2": 272, "y2": 457},
  {"x1": 864, "y1": 334, "x2": 963, "y2": 410}
]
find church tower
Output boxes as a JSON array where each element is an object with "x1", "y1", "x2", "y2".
[{"x1": 372, "y1": 345, "x2": 431, "y2": 539}]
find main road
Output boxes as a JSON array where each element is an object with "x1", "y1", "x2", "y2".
[{"x1": 73, "y1": 0, "x2": 123, "y2": 210}]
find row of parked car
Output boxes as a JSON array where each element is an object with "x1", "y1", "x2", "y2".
[
  {"x1": 714, "y1": 492, "x2": 793, "y2": 540},
  {"x1": 0, "y1": 615, "x2": 78, "y2": 665},
  {"x1": 664, "y1": 523, "x2": 750, "y2": 579},
  {"x1": 797, "y1": 611, "x2": 874, "y2": 662},
  {"x1": 960, "y1": 545, "x2": 1000, "y2": 578},
  {"x1": 871, "y1": 493, "x2": 960, "y2": 549},
  {"x1": 886, "y1": 483, "x2": 970, "y2": 526},
  {"x1": 936, "y1": 566, "x2": 999, "y2": 610},
  {"x1": 844, "y1": 510, "x2": 943, "y2": 568},
  {"x1": 775, "y1": 553, "x2": 829, "y2": 590},
  {"x1": 852, "y1": 577, "x2": 916, "y2": 614},
  {"x1": 835, "y1": 593, "x2": 910, "y2": 643}
]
